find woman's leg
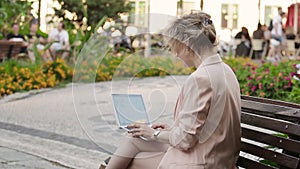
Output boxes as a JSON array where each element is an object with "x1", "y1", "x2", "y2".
[
  {"x1": 106, "y1": 136, "x2": 169, "y2": 169},
  {"x1": 127, "y1": 152, "x2": 166, "y2": 169}
]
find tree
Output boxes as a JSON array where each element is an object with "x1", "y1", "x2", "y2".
[
  {"x1": 54, "y1": 0, "x2": 131, "y2": 30},
  {"x1": 0, "y1": 0, "x2": 32, "y2": 39}
]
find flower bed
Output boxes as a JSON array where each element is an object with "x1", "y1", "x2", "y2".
[
  {"x1": 0, "y1": 56, "x2": 299, "y2": 104},
  {"x1": 0, "y1": 56, "x2": 191, "y2": 97},
  {"x1": 0, "y1": 59, "x2": 72, "y2": 96},
  {"x1": 224, "y1": 58, "x2": 300, "y2": 104}
]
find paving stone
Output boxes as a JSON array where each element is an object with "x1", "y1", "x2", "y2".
[{"x1": 0, "y1": 147, "x2": 68, "y2": 169}]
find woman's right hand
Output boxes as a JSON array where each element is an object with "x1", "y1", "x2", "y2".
[{"x1": 151, "y1": 122, "x2": 170, "y2": 130}]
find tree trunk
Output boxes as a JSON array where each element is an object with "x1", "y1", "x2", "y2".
[
  {"x1": 200, "y1": 0, "x2": 203, "y2": 10},
  {"x1": 38, "y1": 0, "x2": 41, "y2": 25},
  {"x1": 178, "y1": 0, "x2": 183, "y2": 16}
]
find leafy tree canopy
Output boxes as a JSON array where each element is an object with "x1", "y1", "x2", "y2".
[
  {"x1": 54, "y1": 0, "x2": 131, "y2": 30},
  {"x1": 0, "y1": 0, "x2": 32, "y2": 39}
]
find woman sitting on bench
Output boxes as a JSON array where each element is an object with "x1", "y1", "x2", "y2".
[{"x1": 106, "y1": 12, "x2": 241, "y2": 169}]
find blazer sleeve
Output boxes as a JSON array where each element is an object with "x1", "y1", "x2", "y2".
[{"x1": 169, "y1": 74, "x2": 212, "y2": 151}]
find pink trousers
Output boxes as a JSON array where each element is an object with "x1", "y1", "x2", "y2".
[{"x1": 106, "y1": 136, "x2": 169, "y2": 169}]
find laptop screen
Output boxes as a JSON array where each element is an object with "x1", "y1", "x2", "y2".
[{"x1": 112, "y1": 94, "x2": 150, "y2": 126}]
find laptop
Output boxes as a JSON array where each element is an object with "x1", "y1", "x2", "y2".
[{"x1": 111, "y1": 94, "x2": 151, "y2": 131}]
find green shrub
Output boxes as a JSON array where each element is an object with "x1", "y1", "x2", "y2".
[
  {"x1": 0, "y1": 56, "x2": 299, "y2": 105},
  {"x1": 224, "y1": 58, "x2": 300, "y2": 103}
]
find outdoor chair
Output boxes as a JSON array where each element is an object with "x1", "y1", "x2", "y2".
[
  {"x1": 55, "y1": 40, "x2": 82, "y2": 63},
  {"x1": 249, "y1": 39, "x2": 265, "y2": 59},
  {"x1": 286, "y1": 39, "x2": 297, "y2": 57}
]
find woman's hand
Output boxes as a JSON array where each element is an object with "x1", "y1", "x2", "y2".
[
  {"x1": 151, "y1": 122, "x2": 170, "y2": 130},
  {"x1": 127, "y1": 123, "x2": 156, "y2": 139}
]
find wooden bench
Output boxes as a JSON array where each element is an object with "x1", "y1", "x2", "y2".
[
  {"x1": 237, "y1": 95, "x2": 300, "y2": 169},
  {"x1": 0, "y1": 40, "x2": 25, "y2": 61},
  {"x1": 99, "y1": 96, "x2": 300, "y2": 169}
]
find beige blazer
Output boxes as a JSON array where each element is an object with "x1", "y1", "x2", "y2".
[{"x1": 158, "y1": 54, "x2": 241, "y2": 169}]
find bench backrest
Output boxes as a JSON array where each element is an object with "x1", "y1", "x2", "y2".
[
  {"x1": 0, "y1": 40, "x2": 23, "y2": 60},
  {"x1": 238, "y1": 96, "x2": 300, "y2": 169}
]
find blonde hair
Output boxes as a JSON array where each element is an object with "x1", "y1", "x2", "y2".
[{"x1": 164, "y1": 12, "x2": 217, "y2": 56}]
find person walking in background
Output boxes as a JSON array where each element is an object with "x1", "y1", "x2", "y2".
[
  {"x1": 261, "y1": 24, "x2": 272, "y2": 60},
  {"x1": 267, "y1": 7, "x2": 286, "y2": 62},
  {"x1": 48, "y1": 21, "x2": 70, "y2": 60},
  {"x1": 105, "y1": 12, "x2": 241, "y2": 169}
]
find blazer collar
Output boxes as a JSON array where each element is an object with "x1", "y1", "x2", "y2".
[{"x1": 201, "y1": 54, "x2": 222, "y2": 66}]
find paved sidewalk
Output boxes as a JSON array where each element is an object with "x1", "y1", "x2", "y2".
[
  {"x1": 0, "y1": 146, "x2": 70, "y2": 169},
  {"x1": 0, "y1": 76, "x2": 187, "y2": 169}
]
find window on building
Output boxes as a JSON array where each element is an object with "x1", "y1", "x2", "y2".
[
  {"x1": 232, "y1": 4, "x2": 238, "y2": 29},
  {"x1": 264, "y1": 6, "x2": 280, "y2": 27},
  {"x1": 138, "y1": 1, "x2": 146, "y2": 26},
  {"x1": 221, "y1": 4, "x2": 238, "y2": 29},
  {"x1": 128, "y1": 2, "x2": 136, "y2": 24},
  {"x1": 128, "y1": 0, "x2": 146, "y2": 26},
  {"x1": 221, "y1": 4, "x2": 228, "y2": 28},
  {"x1": 177, "y1": 1, "x2": 195, "y2": 15}
]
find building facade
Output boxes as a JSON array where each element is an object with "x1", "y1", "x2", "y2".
[
  {"x1": 35, "y1": 0, "x2": 297, "y2": 42},
  {"x1": 128, "y1": 0, "x2": 296, "y2": 42}
]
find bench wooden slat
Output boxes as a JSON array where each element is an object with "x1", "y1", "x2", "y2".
[
  {"x1": 242, "y1": 127, "x2": 300, "y2": 154},
  {"x1": 241, "y1": 100, "x2": 300, "y2": 122},
  {"x1": 242, "y1": 95, "x2": 300, "y2": 109},
  {"x1": 275, "y1": 110, "x2": 300, "y2": 121},
  {"x1": 237, "y1": 156, "x2": 277, "y2": 169},
  {"x1": 242, "y1": 99, "x2": 289, "y2": 114},
  {"x1": 241, "y1": 142, "x2": 299, "y2": 169},
  {"x1": 242, "y1": 112, "x2": 300, "y2": 137},
  {"x1": 242, "y1": 100, "x2": 300, "y2": 122},
  {"x1": 241, "y1": 95, "x2": 300, "y2": 123}
]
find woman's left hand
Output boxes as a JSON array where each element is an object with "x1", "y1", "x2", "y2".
[{"x1": 127, "y1": 123, "x2": 156, "y2": 139}]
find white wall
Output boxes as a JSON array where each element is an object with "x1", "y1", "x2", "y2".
[
  {"x1": 203, "y1": 0, "x2": 295, "y2": 42},
  {"x1": 149, "y1": 0, "x2": 177, "y2": 33}
]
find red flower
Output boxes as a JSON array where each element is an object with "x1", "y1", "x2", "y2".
[
  {"x1": 258, "y1": 83, "x2": 263, "y2": 89},
  {"x1": 265, "y1": 68, "x2": 270, "y2": 73},
  {"x1": 290, "y1": 72, "x2": 296, "y2": 77},
  {"x1": 256, "y1": 75, "x2": 263, "y2": 81},
  {"x1": 293, "y1": 64, "x2": 297, "y2": 68},
  {"x1": 284, "y1": 76, "x2": 291, "y2": 81},
  {"x1": 251, "y1": 85, "x2": 257, "y2": 92}
]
